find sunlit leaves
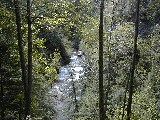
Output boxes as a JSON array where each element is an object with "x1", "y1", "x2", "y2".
[{"x1": 111, "y1": 22, "x2": 134, "y2": 52}]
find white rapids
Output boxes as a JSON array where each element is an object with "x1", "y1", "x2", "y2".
[{"x1": 49, "y1": 51, "x2": 85, "y2": 120}]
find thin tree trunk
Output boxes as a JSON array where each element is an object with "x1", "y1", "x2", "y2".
[
  {"x1": 0, "y1": 64, "x2": 5, "y2": 120},
  {"x1": 99, "y1": 0, "x2": 105, "y2": 119},
  {"x1": 126, "y1": 0, "x2": 140, "y2": 119},
  {"x1": 26, "y1": 0, "x2": 32, "y2": 119},
  {"x1": 19, "y1": 99, "x2": 22, "y2": 120},
  {"x1": 14, "y1": 1, "x2": 28, "y2": 119}
]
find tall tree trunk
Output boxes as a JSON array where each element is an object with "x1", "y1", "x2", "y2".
[
  {"x1": 126, "y1": 0, "x2": 140, "y2": 120},
  {"x1": 99, "y1": 0, "x2": 105, "y2": 119},
  {"x1": 0, "y1": 63, "x2": 5, "y2": 120},
  {"x1": 26, "y1": 0, "x2": 32, "y2": 119},
  {"x1": 14, "y1": 0, "x2": 28, "y2": 118},
  {"x1": 18, "y1": 99, "x2": 22, "y2": 120}
]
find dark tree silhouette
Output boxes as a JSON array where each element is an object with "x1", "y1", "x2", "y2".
[
  {"x1": 126, "y1": 0, "x2": 140, "y2": 120},
  {"x1": 14, "y1": 0, "x2": 28, "y2": 118},
  {"x1": 14, "y1": 0, "x2": 33, "y2": 118},
  {"x1": 99, "y1": 0, "x2": 105, "y2": 119},
  {"x1": 26, "y1": 0, "x2": 32, "y2": 119},
  {"x1": 0, "y1": 59, "x2": 4, "y2": 119}
]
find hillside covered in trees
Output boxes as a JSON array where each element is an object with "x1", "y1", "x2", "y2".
[{"x1": 0, "y1": 0, "x2": 160, "y2": 120}]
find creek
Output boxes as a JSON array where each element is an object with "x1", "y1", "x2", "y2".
[{"x1": 49, "y1": 51, "x2": 86, "y2": 120}]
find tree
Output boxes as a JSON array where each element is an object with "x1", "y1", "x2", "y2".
[
  {"x1": 26, "y1": 0, "x2": 32, "y2": 119},
  {"x1": 99, "y1": 0, "x2": 105, "y2": 119},
  {"x1": 0, "y1": 48, "x2": 5, "y2": 120},
  {"x1": 1, "y1": 0, "x2": 160, "y2": 119},
  {"x1": 126, "y1": 0, "x2": 140, "y2": 119},
  {"x1": 14, "y1": 0, "x2": 28, "y2": 119},
  {"x1": 14, "y1": 0, "x2": 33, "y2": 118}
]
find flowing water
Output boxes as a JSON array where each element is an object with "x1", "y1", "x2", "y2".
[{"x1": 49, "y1": 51, "x2": 85, "y2": 120}]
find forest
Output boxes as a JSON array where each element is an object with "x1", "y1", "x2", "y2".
[{"x1": 0, "y1": 0, "x2": 160, "y2": 120}]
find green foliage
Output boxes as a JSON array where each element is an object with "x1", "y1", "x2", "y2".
[
  {"x1": 1, "y1": 0, "x2": 159, "y2": 119},
  {"x1": 77, "y1": 1, "x2": 160, "y2": 119},
  {"x1": 141, "y1": 0, "x2": 160, "y2": 23}
]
